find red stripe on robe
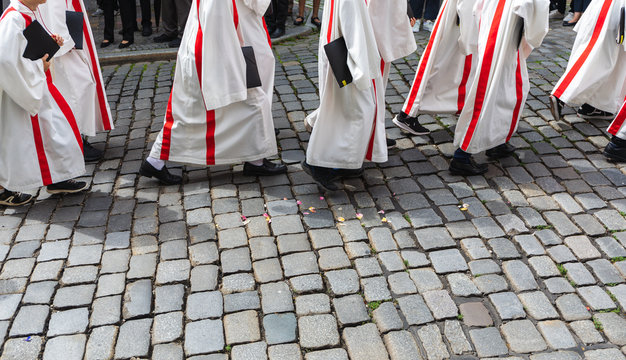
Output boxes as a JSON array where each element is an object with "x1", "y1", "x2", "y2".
[
  {"x1": 608, "y1": 98, "x2": 626, "y2": 136},
  {"x1": 403, "y1": 0, "x2": 449, "y2": 114},
  {"x1": 552, "y1": 0, "x2": 613, "y2": 99},
  {"x1": 30, "y1": 115, "x2": 53, "y2": 185},
  {"x1": 456, "y1": 55, "x2": 473, "y2": 114},
  {"x1": 460, "y1": 0, "x2": 507, "y2": 151},
  {"x1": 506, "y1": 52, "x2": 524, "y2": 142},
  {"x1": 71, "y1": 0, "x2": 112, "y2": 130}
]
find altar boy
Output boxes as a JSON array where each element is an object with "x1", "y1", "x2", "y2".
[{"x1": 0, "y1": 0, "x2": 88, "y2": 206}]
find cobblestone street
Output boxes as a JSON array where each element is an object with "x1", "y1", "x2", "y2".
[{"x1": 1, "y1": 18, "x2": 626, "y2": 360}]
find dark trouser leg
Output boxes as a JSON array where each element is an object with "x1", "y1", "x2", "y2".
[
  {"x1": 119, "y1": 0, "x2": 137, "y2": 41},
  {"x1": 274, "y1": 0, "x2": 288, "y2": 30},
  {"x1": 161, "y1": 0, "x2": 178, "y2": 37},
  {"x1": 140, "y1": 0, "x2": 151, "y2": 28},
  {"x1": 423, "y1": 0, "x2": 440, "y2": 20},
  {"x1": 175, "y1": 0, "x2": 192, "y2": 37},
  {"x1": 103, "y1": 0, "x2": 116, "y2": 41}
]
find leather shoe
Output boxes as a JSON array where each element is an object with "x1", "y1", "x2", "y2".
[
  {"x1": 142, "y1": 27, "x2": 152, "y2": 37},
  {"x1": 604, "y1": 137, "x2": 626, "y2": 162},
  {"x1": 154, "y1": 33, "x2": 176, "y2": 43},
  {"x1": 549, "y1": 95, "x2": 563, "y2": 120},
  {"x1": 270, "y1": 28, "x2": 285, "y2": 38},
  {"x1": 333, "y1": 167, "x2": 364, "y2": 180},
  {"x1": 449, "y1": 157, "x2": 488, "y2": 176},
  {"x1": 485, "y1": 143, "x2": 516, "y2": 159},
  {"x1": 118, "y1": 40, "x2": 133, "y2": 49},
  {"x1": 83, "y1": 140, "x2": 104, "y2": 162},
  {"x1": 386, "y1": 138, "x2": 396, "y2": 148},
  {"x1": 139, "y1": 160, "x2": 183, "y2": 185},
  {"x1": 100, "y1": 40, "x2": 113, "y2": 48},
  {"x1": 243, "y1": 159, "x2": 288, "y2": 176},
  {"x1": 301, "y1": 160, "x2": 339, "y2": 191}
]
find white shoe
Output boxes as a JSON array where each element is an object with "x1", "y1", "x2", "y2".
[
  {"x1": 422, "y1": 20, "x2": 434, "y2": 32},
  {"x1": 549, "y1": 9, "x2": 564, "y2": 19},
  {"x1": 563, "y1": 12, "x2": 574, "y2": 22},
  {"x1": 412, "y1": 19, "x2": 421, "y2": 33}
]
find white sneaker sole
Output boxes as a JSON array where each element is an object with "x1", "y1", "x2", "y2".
[
  {"x1": 0, "y1": 196, "x2": 33, "y2": 206},
  {"x1": 46, "y1": 183, "x2": 89, "y2": 194},
  {"x1": 392, "y1": 116, "x2": 430, "y2": 136}
]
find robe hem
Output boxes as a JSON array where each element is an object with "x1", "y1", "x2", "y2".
[
  {"x1": 152, "y1": 150, "x2": 278, "y2": 167},
  {"x1": 1, "y1": 168, "x2": 86, "y2": 193}
]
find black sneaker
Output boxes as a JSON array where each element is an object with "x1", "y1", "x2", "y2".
[
  {"x1": 549, "y1": 95, "x2": 563, "y2": 120},
  {"x1": 168, "y1": 38, "x2": 181, "y2": 48},
  {"x1": 243, "y1": 159, "x2": 288, "y2": 176},
  {"x1": 485, "y1": 143, "x2": 516, "y2": 159},
  {"x1": 83, "y1": 140, "x2": 104, "y2": 162},
  {"x1": 392, "y1": 112, "x2": 429, "y2": 135},
  {"x1": 386, "y1": 138, "x2": 396, "y2": 148},
  {"x1": 46, "y1": 179, "x2": 89, "y2": 194},
  {"x1": 154, "y1": 33, "x2": 176, "y2": 43},
  {"x1": 603, "y1": 136, "x2": 626, "y2": 162},
  {"x1": 139, "y1": 160, "x2": 182, "y2": 185},
  {"x1": 449, "y1": 157, "x2": 488, "y2": 176},
  {"x1": 0, "y1": 191, "x2": 33, "y2": 206},
  {"x1": 577, "y1": 104, "x2": 614, "y2": 120},
  {"x1": 301, "y1": 160, "x2": 339, "y2": 191}
]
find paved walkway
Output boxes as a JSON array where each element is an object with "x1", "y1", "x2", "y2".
[{"x1": 1, "y1": 17, "x2": 626, "y2": 360}]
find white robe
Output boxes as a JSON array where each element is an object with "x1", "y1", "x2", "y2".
[
  {"x1": 0, "y1": 2, "x2": 84, "y2": 191},
  {"x1": 149, "y1": 0, "x2": 277, "y2": 166},
  {"x1": 454, "y1": 0, "x2": 549, "y2": 153},
  {"x1": 367, "y1": 0, "x2": 418, "y2": 161},
  {"x1": 551, "y1": 0, "x2": 626, "y2": 114},
  {"x1": 305, "y1": 0, "x2": 383, "y2": 169},
  {"x1": 608, "y1": 97, "x2": 626, "y2": 138},
  {"x1": 38, "y1": 0, "x2": 113, "y2": 137},
  {"x1": 401, "y1": 0, "x2": 479, "y2": 116}
]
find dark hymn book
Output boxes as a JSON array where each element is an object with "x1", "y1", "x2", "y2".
[
  {"x1": 66, "y1": 11, "x2": 84, "y2": 50},
  {"x1": 22, "y1": 20, "x2": 60, "y2": 61},
  {"x1": 242, "y1": 46, "x2": 262, "y2": 89},
  {"x1": 324, "y1": 36, "x2": 353, "y2": 88}
]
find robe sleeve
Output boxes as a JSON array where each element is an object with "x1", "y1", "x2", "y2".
[
  {"x1": 457, "y1": 0, "x2": 479, "y2": 55},
  {"x1": 38, "y1": 0, "x2": 76, "y2": 57},
  {"x1": 242, "y1": 0, "x2": 271, "y2": 17},
  {"x1": 198, "y1": 0, "x2": 248, "y2": 110},
  {"x1": 513, "y1": 0, "x2": 549, "y2": 53},
  {"x1": 338, "y1": 0, "x2": 379, "y2": 91},
  {"x1": 0, "y1": 14, "x2": 46, "y2": 116}
]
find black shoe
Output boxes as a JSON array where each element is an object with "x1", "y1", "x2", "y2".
[
  {"x1": 563, "y1": 20, "x2": 577, "y2": 27},
  {"x1": 118, "y1": 40, "x2": 133, "y2": 49},
  {"x1": 139, "y1": 160, "x2": 182, "y2": 185},
  {"x1": 46, "y1": 179, "x2": 89, "y2": 194},
  {"x1": 485, "y1": 143, "x2": 516, "y2": 159},
  {"x1": 83, "y1": 140, "x2": 104, "y2": 162},
  {"x1": 449, "y1": 157, "x2": 488, "y2": 176},
  {"x1": 392, "y1": 112, "x2": 429, "y2": 135},
  {"x1": 100, "y1": 40, "x2": 113, "y2": 48},
  {"x1": 270, "y1": 28, "x2": 285, "y2": 39},
  {"x1": 333, "y1": 167, "x2": 364, "y2": 180},
  {"x1": 577, "y1": 104, "x2": 614, "y2": 120},
  {"x1": 0, "y1": 191, "x2": 33, "y2": 206},
  {"x1": 168, "y1": 38, "x2": 181, "y2": 48},
  {"x1": 243, "y1": 159, "x2": 288, "y2": 176},
  {"x1": 603, "y1": 137, "x2": 626, "y2": 162},
  {"x1": 386, "y1": 138, "x2": 396, "y2": 148},
  {"x1": 275, "y1": 128, "x2": 280, "y2": 136},
  {"x1": 154, "y1": 33, "x2": 176, "y2": 43},
  {"x1": 301, "y1": 160, "x2": 340, "y2": 191},
  {"x1": 549, "y1": 95, "x2": 563, "y2": 120},
  {"x1": 142, "y1": 27, "x2": 152, "y2": 37}
]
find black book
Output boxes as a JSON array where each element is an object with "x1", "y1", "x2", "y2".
[
  {"x1": 66, "y1": 11, "x2": 84, "y2": 49},
  {"x1": 242, "y1": 46, "x2": 262, "y2": 89},
  {"x1": 22, "y1": 20, "x2": 60, "y2": 61},
  {"x1": 323, "y1": 36, "x2": 352, "y2": 88}
]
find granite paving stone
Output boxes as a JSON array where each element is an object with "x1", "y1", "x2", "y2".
[{"x1": 2, "y1": 24, "x2": 625, "y2": 360}]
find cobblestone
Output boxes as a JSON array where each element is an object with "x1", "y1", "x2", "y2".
[{"x1": 1, "y1": 19, "x2": 624, "y2": 359}]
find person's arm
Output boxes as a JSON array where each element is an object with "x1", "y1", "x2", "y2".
[{"x1": 0, "y1": 14, "x2": 46, "y2": 116}]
